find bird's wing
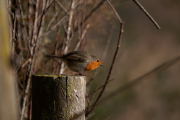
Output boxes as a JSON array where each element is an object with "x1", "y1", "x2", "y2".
[{"x1": 63, "y1": 51, "x2": 90, "y2": 62}]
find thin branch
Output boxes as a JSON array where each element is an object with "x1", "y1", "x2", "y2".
[
  {"x1": 40, "y1": 14, "x2": 68, "y2": 38},
  {"x1": 85, "y1": 0, "x2": 124, "y2": 116},
  {"x1": 31, "y1": 0, "x2": 40, "y2": 45},
  {"x1": 86, "y1": 27, "x2": 113, "y2": 86},
  {"x1": 59, "y1": 0, "x2": 76, "y2": 74},
  {"x1": 37, "y1": 0, "x2": 54, "y2": 21},
  {"x1": 62, "y1": 21, "x2": 68, "y2": 33},
  {"x1": 52, "y1": 2, "x2": 61, "y2": 74},
  {"x1": 101, "y1": 26, "x2": 113, "y2": 62},
  {"x1": 45, "y1": 10, "x2": 60, "y2": 32},
  {"x1": 132, "y1": 0, "x2": 160, "y2": 29},
  {"x1": 55, "y1": 0, "x2": 68, "y2": 13},
  {"x1": 65, "y1": 0, "x2": 76, "y2": 49},
  {"x1": 74, "y1": 0, "x2": 106, "y2": 32},
  {"x1": 74, "y1": 23, "x2": 90, "y2": 51},
  {"x1": 81, "y1": 0, "x2": 85, "y2": 33},
  {"x1": 21, "y1": 58, "x2": 31, "y2": 68},
  {"x1": 86, "y1": 79, "x2": 114, "y2": 99},
  {"x1": 35, "y1": 0, "x2": 54, "y2": 40},
  {"x1": 17, "y1": 0, "x2": 28, "y2": 37},
  {"x1": 40, "y1": 0, "x2": 82, "y2": 39},
  {"x1": 28, "y1": 0, "x2": 35, "y2": 53},
  {"x1": 21, "y1": 0, "x2": 43, "y2": 119},
  {"x1": 45, "y1": 0, "x2": 68, "y2": 32},
  {"x1": 86, "y1": 26, "x2": 113, "y2": 86},
  {"x1": 12, "y1": 16, "x2": 17, "y2": 55},
  {"x1": 20, "y1": 59, "x2": 32, "y2": 120},
  {"x1": 97, "y1": 55, "x2": 180, "y2": 106}
]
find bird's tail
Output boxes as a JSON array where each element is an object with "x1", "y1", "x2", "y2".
[{"x1": 42, "y1": 52, "x2": 62, "y2": 59}]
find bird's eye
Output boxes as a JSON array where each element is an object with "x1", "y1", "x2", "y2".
[{"x1": 97, "y1": 60, "x2": 99, "y2": 62}]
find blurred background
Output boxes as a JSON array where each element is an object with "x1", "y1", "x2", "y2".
[
  {"x1": 3, "y1": 0, "x2": 180, "y2": 119},
  {"x1": 84, "y1": 0, "x2": 180, "y2": 120}
]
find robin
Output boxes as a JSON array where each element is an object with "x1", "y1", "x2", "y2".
[{"x1": 45, "y1": 51, "x2": 103, "y2": 75}]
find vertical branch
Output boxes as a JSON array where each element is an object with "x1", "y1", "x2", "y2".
[
  {"x1": 33, "y1": 0, "x2": 47, "y2": 73},
  {"x1": 20, "y1": 0, "x2": 41, "y2": 119},
  {"x1": 12, "y1": 16, "x2": 17, "y2": 55},
  {"x1": 86, "y1": 26, "x2": 114, "y2": 88},
  {"x1": 86, "y1": 0, "x2": 124, "y2": 116},
  {"x1": 16, "y1": 0, "x2": 29, "y2": 53},
  {"x1": 81, "y1": 0, "x2": 85, "y2": 34},
  {"x1": 74, "y1": 23, "x2": 90, "y2": 51},
  {"x1": 101, "y1": 26, "x2": 114, "y2": 62},
  {"x1": 28, "y1": 0, "x2": 35, "y2": 56},
  {"x1": 31, "y1": 0, "x2": 40, "y2": 47},
  {"x1": 64, "y1": 0, "x2": 76, "y2": 53},
  {"x1": 51, "y1": 0, "x2": 61, "y2": 74},
  {"x1": 59, "y1": 0, "x2": 76, "y2": 74},
  {"x1": 77, "y1": 0, "x2": 87, "y2": 51},
  {"x1": 17, "y1": 0, "x2": 28, "y2": 37}
]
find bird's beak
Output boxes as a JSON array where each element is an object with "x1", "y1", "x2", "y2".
[{"x1": 100, "y1": 64, "x2": 104, "y2": 67}]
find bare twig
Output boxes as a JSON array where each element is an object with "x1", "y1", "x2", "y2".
[
  {"x1": 17, "y1": 0, "x2": 28, "y2": 37},
  {"x1": 51, "y1": 2, "x2": 61, "y2": 74},
  {"x1": 36, "y1": 0, "x2": 54, "y2": 40},
  {"x1": 13, "y1": 16, "x2": 17, "y2": 42},
  {"x1": 37, "y1": 0, "x2": 54, "y2": 21},
  {"x1": 31, "y1": 0, "x2": 40, "y2": 46},
  {"x1": 86, "y1": 79, "x2": 114, "y2": 99},
  {"x1": 81, "y1": 0, "x2": 85, "y2": 33},
  {"x1": 11, "y1": 15, "x2": 16, "y2": 56},
  {"x1": 59, "y1": 0, "x2": 76, "y2": 74},
  {"x1": 132, "y1": 0, "x2": 160, "y2": 29},
  {"x1": 85, "y1": 0, "x2": 124, "y2": 116},
  {"x1": 64, "y1": 0, "x2": 76, "y2": 52},
  {"x1": 74, "y1": 0, "x2": 106, "y2": 32},
  {"x1": 55, "y1": 0, "x2": 68, "y2": 13},
  {"x1": 21, "y1": 0, "x2": 44, "y2": 119},
  {"x1": 21, "y1": 58, "x2": 31, "y2": 68},
  {"x1": 20, "y1": 59, "x2": 32, "y2": 120},
  {"x1": 28, "y1": 0, "x2": 35, "y2": 53},
  {"x1": 74, "y1": 23, "x2": 90, "y2": 51},
  {"x1": 40, "y1": 0, "x2": 82, "y2": 39},
  {"x1": 86, "y1": 26, "x2": 113, "y2": 86},
  {"x1": 101, "y1": 26, "x2": 113, "y2": 62},
  {"x1": 40, "y1": 14, "x2": 68, "y2": 38},
  {"x1": 45, "y1": 10, "x2": 60, "y2": 32},
  {"x1": 98, "y1": 56, "x2": 180, "y2": 106}
]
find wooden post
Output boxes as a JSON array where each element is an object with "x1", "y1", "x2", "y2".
[{"x1": 32, "y1": 74, "x2": 86, "y2": 120}]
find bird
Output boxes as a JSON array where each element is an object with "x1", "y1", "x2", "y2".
[{"x1": 45, "y1": 51, "x2": 103, "y2": 75}]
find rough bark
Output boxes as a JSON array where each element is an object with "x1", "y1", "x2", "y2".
[{"x1": 32, "y1": 74, "x2": 86, "y2": 120}]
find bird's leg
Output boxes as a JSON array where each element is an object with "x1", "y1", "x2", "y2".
[{"x1": 75, "y1": 71, "x2": 84, "y2": 76}]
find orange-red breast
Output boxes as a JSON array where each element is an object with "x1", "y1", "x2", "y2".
[{"x1": 45, "y1": 51, "x2": 103, "y2": 75}]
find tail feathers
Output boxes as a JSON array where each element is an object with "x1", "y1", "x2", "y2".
[
  {"x1": 42, "y1": 52, "x2": 61, "y2": 59},
  {"x1": 46, "y1": 54, "x2": 62, "y2": 59}
]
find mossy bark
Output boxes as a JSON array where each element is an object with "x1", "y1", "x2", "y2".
[{"x1": 32, "y1": 74, "x2": 86, "y2": 120}]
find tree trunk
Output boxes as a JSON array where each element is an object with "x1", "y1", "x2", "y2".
[{"x1": 0, "y1": 0, "x2": 18, "y2": 119}]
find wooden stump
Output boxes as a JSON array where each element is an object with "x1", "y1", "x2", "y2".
[{"x1": 32, "y1": 74, "x2": 86, "y2": 120}]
